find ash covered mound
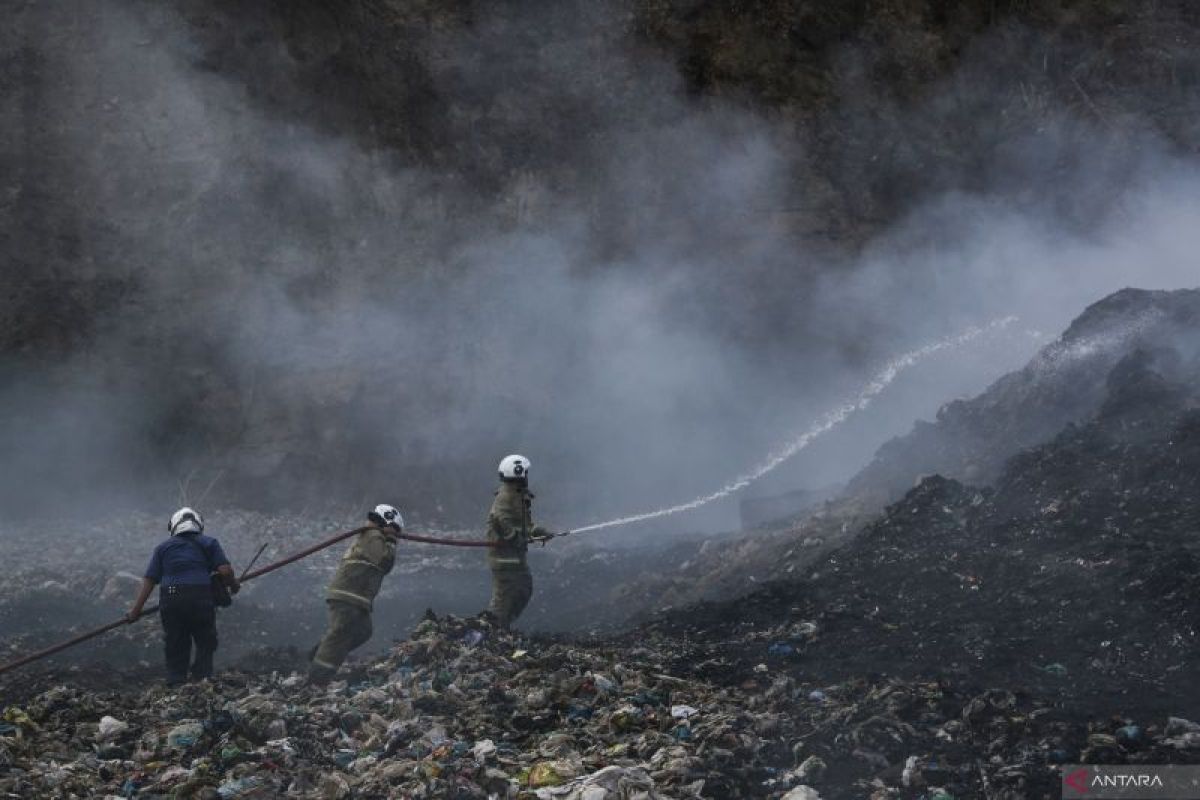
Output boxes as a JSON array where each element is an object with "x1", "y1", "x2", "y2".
[
  {"x1": 641, "y1": 346, "x2": 1200, "y2": 796},
  {"x1": 848, "y1": 288, "x2": 1200, "y2": 505},
  {"x1": 603, "y1": 288, "x2": 1200, "y2": 619}
]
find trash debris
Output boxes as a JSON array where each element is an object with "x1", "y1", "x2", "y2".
[
  {"x1": 166, "y1": 720, "x2": 205, "y2": 749},
  {"x1": 0, "y1": 614, "x2": 822, "y2": 797},
  {"x1": 796, "y1": 755, "x2": 826, "y2": 784},
  {"x1": 96, "y1": 715, "x2": 128, "y2": 740},
  {"x1": 767, "y1": 642, "x2": 796, "y2": 657},
  {"x1": 1115, "y1": 724, "x2": 1143, "y2": 748}
]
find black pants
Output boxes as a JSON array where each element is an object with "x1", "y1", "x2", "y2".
[{"x1": 159, "y1": 585, "x2": 218, "y2": 685}]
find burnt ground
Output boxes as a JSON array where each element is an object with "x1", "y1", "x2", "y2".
[{"x1": 635, "y1": 363, "x2": 1200, "y2": 796}]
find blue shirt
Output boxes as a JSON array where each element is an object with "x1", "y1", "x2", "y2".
[{"x1": 145, "y1": 533, "x2": 230, "y2": 586}]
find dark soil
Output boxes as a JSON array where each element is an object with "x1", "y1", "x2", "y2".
[{"x1": 636, "y1": 354, "x2": 1200, "y2": 796}]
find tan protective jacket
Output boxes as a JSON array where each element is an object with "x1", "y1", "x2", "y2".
[
  {"x1": 486, "y1": 482, "x2": 547, "y2": 570},
  {"x1": 326, "y1": 528, "x2": 397, "y2": 611}
]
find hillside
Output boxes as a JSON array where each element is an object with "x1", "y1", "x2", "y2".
[
  {"x1": 848, "y1": 287, "x2": 1200, "y2": 503},
  {"x1": 603, "y1": 288, "x2": 1200, "y2": 615},
  {"x1": 2, "y1": 288, "x2": 1197, "y2": 797}
]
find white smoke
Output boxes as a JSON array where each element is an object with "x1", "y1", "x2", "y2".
[
  {"x1": 569, "y1": 316, "x2": 1018, "y2": 534},
  {"x1": 1030, "y1": 309, "x2": 1167, "y2": 377}
]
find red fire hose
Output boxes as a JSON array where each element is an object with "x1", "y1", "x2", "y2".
[
  {"x1": 397, "y1": 531, "x2": 496, "y2": 549},
  {"x1": 0, "y1": 526, "x2": 494, "y2": 677}
]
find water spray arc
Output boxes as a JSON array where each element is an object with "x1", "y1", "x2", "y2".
[{"x1": 567, "y1": 317, "x2": 1018, "y2": 535}]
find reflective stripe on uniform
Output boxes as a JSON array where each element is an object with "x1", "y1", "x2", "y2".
[
  {"x1": 491, "y1": 557, "x2": 524, "y2": 565},
  {"x1": 327, "y1": 588, "x2": 374, "y2": 606},
  {"x1": 341, "y1": 558, "x2": 385, "y2": 572},
  {"x1": 311, "y1": 655, "x2": 339, "y2": 670}
]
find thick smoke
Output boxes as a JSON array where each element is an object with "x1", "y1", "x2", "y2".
[{"x1": 1, "y1": 0, "x2": 1197, "y2": 536}]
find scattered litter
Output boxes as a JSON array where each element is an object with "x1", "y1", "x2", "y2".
[
  {"x1": 96, "y1": 716, "x2": 128, "y2": 740},
  {"x1": 670, "y1": 705, "x2": 699, "y2": 720}
]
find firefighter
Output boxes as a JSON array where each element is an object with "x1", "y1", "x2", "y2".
[
  {"x1": 126, "y1": 507, "x2": 239, "y2": 686},
  {"x1": 308, "y1": 504, "x2": 403, "y2": 685},
  {"x1": 484, "y1": 454, "x2": 554, "y2": 629}
]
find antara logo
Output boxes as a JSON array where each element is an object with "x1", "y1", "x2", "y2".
[
  {"x1": 1094, "y1": 775, "x2": 1165, "y2": 788},
  {"x1": 1064, "y1": 768, "x2": 1166, "y2": 794}
]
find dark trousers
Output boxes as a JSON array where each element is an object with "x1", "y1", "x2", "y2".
[{"x1": 159, "y1": 585, "x2": 218, "y2": 685}]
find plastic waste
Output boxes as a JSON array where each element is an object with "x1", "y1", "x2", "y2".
[
  {"x1": 796, "y1": 755, "x2": 826, "y2": 783},
  {"x1": 1116, "y1": 724, "x2": 1143, "y2": 747},
  {"x1": 217, "y1": 775, "x2": 265, "y2": 799},
  {"x1": 166, "y1": 721, "x2": 205, "y2": 749},
  {"x1": 97, "y1": 716, "x2": 128, "y2": 740},
  {"x1": 528, "y1": 761, "x2": 565, "y2": 788},
  {"x1": 669, "y1": 704, "x2": 698, "y2": 719},
  {"x1": 591, "y1": 673, "x2": 616, "y2": 693}
]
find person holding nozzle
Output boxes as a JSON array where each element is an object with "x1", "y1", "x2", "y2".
[
  {"x1": 484, "y1": 454, "x2": 559, "y2": 629},
  {"x1": 126, "y1": 507, "x2": 240, "y2": 686},
  {"x1": 308, "y1": 504, "x2": 404, "y2": 685}
]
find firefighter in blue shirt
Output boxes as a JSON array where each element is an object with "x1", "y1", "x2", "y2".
[{"x1": 127, "y1": 507, "x2": 239, "y2": 685}]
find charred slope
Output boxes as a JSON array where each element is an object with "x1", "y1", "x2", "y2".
[
  {"x1": 603, "y1": 289, "x2": 1200, "y2": 615},
  {"x1": 612, "y1": 351, "x2": 1200, "y2": 795},
  {"x1": 651, "y1": 346, "x2": 1200, "y2": 712},
  {"x1": 847, "y1": 287, "x2": 1200, "y2": 504}
]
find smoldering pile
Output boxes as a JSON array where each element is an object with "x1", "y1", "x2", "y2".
[{"x1": 641, "y1": 352, "x2": 1200, "y2": 796}]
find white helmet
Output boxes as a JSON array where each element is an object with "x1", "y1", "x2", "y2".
[
  {"x1": 498, "y1": 454, "x2": 530, "y2": 481},
  {"x1": 368, "y1": 503, "x2": 404, "y2": 531},
  {"x1": 169, "y1": 507, "x2": 204, "y2": 536}
]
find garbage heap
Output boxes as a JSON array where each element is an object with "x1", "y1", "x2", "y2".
[
  {"x1": 0, "y1": 610, "x2": 816, "y2": 799},
  {"x1": 5, "y1": 605, "x2": 1200, "y2": 799}
]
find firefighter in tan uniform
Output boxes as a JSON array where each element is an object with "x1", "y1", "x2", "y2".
[
  {"x1": 485, "y1": 454, "x2": 555, "y2": 629},
  {"x1": 308, "y1": 504, "x2": 403, "y2": 685}
]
